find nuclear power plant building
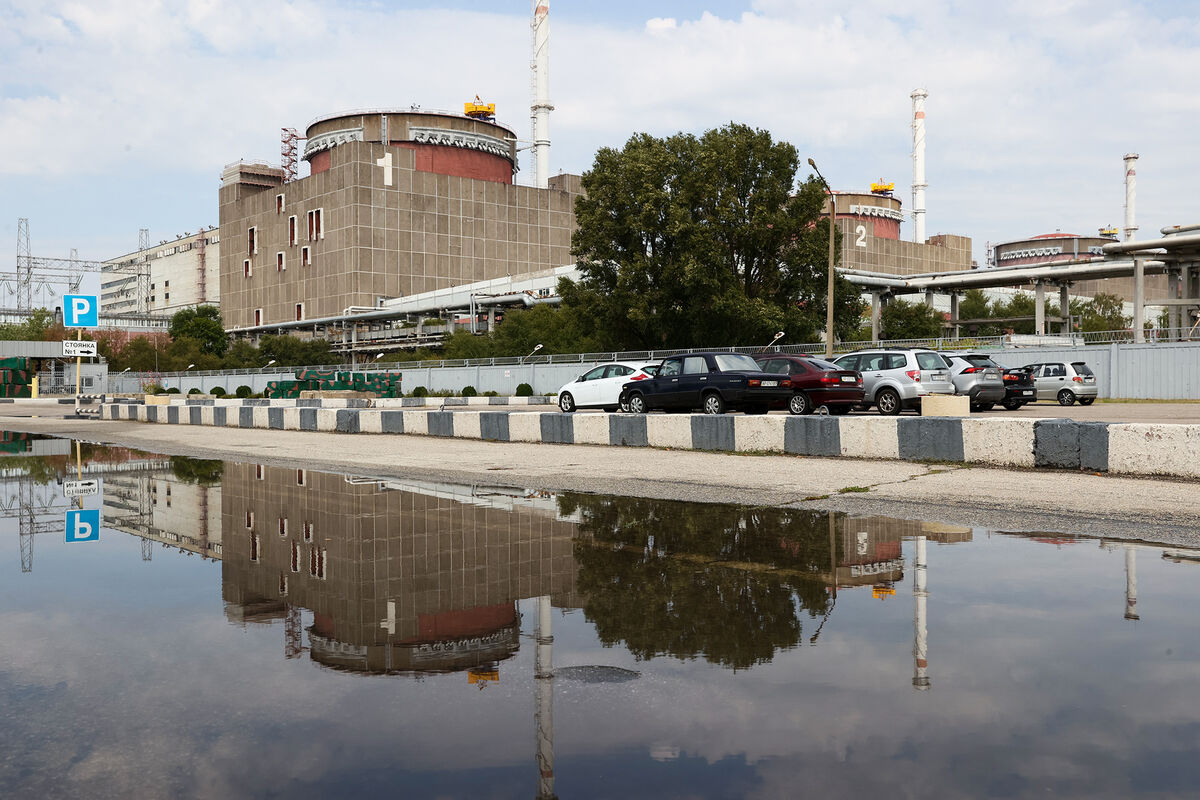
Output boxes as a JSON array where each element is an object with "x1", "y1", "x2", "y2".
[{"x1": 219, "y1": 109, "x2": 582, "y2": 332}]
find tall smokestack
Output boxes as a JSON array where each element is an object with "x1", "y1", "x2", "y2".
[
  {"x1": 531, "y1": 1, "x2": 553, "y2": 189},
  {"x1": 911, "y1": 88, "x2": 928, "y2": 244},
  {"x1": 1123, "y1": 153, "x2": 1139, "y2": 242}
]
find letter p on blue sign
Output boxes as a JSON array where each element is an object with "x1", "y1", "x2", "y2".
[
  {"x1": 63, "y1": 294, "x2": 98, "y2": 328},
  {"x1": 65, "y1": 509, "x2": 100, "y2": 543}
]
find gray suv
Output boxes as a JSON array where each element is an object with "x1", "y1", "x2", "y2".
[
  {"x1": 833, "y1": 348, "x2": 955, "y2": 415},
  {"x1": 941, "y1": 352, "x2": 1006, "y2": 411}
]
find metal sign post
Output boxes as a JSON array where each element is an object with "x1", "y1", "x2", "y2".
[{"x1": 62, "y1": 294, "x2": 98, "y2": 417}]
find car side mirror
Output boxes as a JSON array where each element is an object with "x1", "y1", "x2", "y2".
[{"x1": 576, "y1": 376, "x2": 584, "y2": 382}]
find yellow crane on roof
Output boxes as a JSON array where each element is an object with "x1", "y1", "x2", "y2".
[
  {"x1": 871, "y1": 180, "x2": 895, "y2": 196},
  {"x1": 464, "y1": 95, "x2": 496, "y2": 121},
  {"x1": 1099, "y1": 225, "x2": 1119, "y2": 237}
]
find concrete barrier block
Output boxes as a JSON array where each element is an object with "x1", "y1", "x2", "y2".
[
  {"x1": 540, "y1": 413, "x2": 574, "y2": 444},
  {"x1": 268, "y1": 407, "x2": 284, "y2": 430},
  {"x1": 186, "y1": 406, "x2": 201, "y2": 425},
  {"x1": 166, "y1": 406, "x2": 179, "y2": 424},
  {"x1": 465, "y1": 397, "x2": 491, "y2": 406},
  {"x1": 335, "y1": 409, "x2": 360, "y2": 433},
  {"x1": 480, "y1": 412, "x2": 510, "y2": 441},
  {"x1": 508, "y1": 412, "x2": 545, "y2": 442},
  {"x1": 215, "y1": 399, "x2": 241, "y2": 407},
  {"x1": 380, "y1": 410, "x2": 404, "y2": 434},
  {"x1": 281, "y1": 408, "x2": 302, "y2": 430},
  {"x1": 251, "y1": 407, "x2": 269, "y2": 428},
  {"x1": 1107, "y1": 424, "x2": 1200, "y2": 479},
  {"x1": 783, "y1": 415, "x2": 843, "y2": 456},
  {"x1": 609, "y1": 415, "x2": 648, "y2": 447},
  {"x1": 1033, "y1": 419, "x2": 1079, "y2": 468},
  {"x1": 358, "y1": 410, "x2": 383, "y2": 434},
  {"x1": 453, "y1": 412, "x2": 482, "y2": 439},
  {"x1": 837, "y1": 417, "x2": 898, "y2": 459},
  {"x1": 571, "y1": 413, "x2": 610, "y2": 445},
  {"x1": 922, "y1": 394, "x2": 970, "y2": 417},
  {"x1": 315, "y1": 409, "x2": 339, "y2": 432},
  {"x1": 961, "y1": 417, "x2": 1037, "y2": 467},
  {"x1": 428, "y1": 411, "x2": 455, "y2": 437},
  {"x1": 647, "y1": 415, "x2": 694, "y2": 449},
  {"x1": 1079, "y1": 422, "x2": 1110, "y2": 472},
  {"x1": 897, "y1": 418, "x2": 965, "y2": 462},
  {"x1": 734, "y1": 415, "x2": 786, "y2": 453},
  {"x1": 198, "y1": 407, "x2": 214, "y2": 426},
  {"x1": 212, "y1": 407, "x2": 227, "y2": 427},
  {"x1": 374, "y1": 398, "x2": 405, "y2": 409},
  {"x1": 401, "y1": 411, "x2": 429, "y2": 435}
]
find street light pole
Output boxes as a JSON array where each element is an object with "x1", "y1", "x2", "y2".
[{"x1": 808, "y1": 158, "x2": 837, "y2": 358}]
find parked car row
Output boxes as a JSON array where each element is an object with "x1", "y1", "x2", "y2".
[{"x1": 555, "y1": 351, "x2": 1098, "y2": 415}]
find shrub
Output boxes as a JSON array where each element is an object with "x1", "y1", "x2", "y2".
[
  {"x1": 165, "y1": 387, "x2": 181, "y2": 394},
  {"x1": 235, "y1": 385, "x2": 254, "y2": 398},
  {"x1": 411, "y1": 385, "x2": 429, "y2": 397},
  {"x1": 142, "y1": 383, "x2": 165, "y2": 395},
  {"x1": 210, "y1": 387, "x2": 226, "y2": 396},
  {"x1": 187, "y1": 388, "x2": 201, "y2": 395},
  {"x1": 515, "y1": 382, "x2": 534, "y2": 397},
  {"x1": 461, "y1": 385, "x2": 478, "y2": 397},
  {"x1": 483, "y1": 390, "x2": 499, "y2": 397}
]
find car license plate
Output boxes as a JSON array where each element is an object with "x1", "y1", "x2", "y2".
[
  {"x1": 761, "y1": 380, "x2": 778, "y2": 387},
  {"x1": 1021, "y1": 390, "x2": 1033, "y2": 396},
  {"x1": 840, "y1": 376, "x2": 855, "y2": 382}
]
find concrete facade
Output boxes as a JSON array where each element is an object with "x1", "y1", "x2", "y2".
[
  {"x1": 102, "y1": 229, "x2": 220, "y2": 315},
  {"x1": 824, "y1": 191, "x2": 972, "y2": 276},
  {"x1": 990, "y1": 232, "x2": 1167, "y2": 304},
  {"x1": 219, "y1": 110, "x2": 583, "y2": 332}
]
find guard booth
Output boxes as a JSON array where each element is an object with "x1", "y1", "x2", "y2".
[{"x1": 0, "y1": 341, "x2": 107, "y2": 396}]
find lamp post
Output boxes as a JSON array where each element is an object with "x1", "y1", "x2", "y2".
[
  {"x1": 264, "y1": 359, "x2": 277, "y2": 369},
  {"x1": 522, "y1": 343, "x2": 543, "y2": 364},
  {"x1": 764, "y1": 331, "x2": 785, "y2": 351},
  {"x1": 183, "y1": 363, "x2": 195, "y2": 393},
  {"x1": 808, "y1": 158, "x2": 837, "y2": 358}
]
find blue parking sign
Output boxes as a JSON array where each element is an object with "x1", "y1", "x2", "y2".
[
  {"x1": 63, "y1": 294, "x2": 99, "y2": 328},
  {"x1": 65, "y1": 509, "x2": 100, "y2": 543}
]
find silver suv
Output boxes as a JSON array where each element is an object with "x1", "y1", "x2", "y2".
[
  {"x1": 941, "y1": 352, "x2": 1006, "y2": 411},
  {"x1": 1022, "y1": 361, "x2": 1099, "y2": 406},
  {"x1": 833, "y1": 348, "x2": 955, "y2": 415}
]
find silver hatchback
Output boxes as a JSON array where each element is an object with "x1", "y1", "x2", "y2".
[
  {"x1": 833, "y1": 349, "x2": 955, "y2": 415},
  {"x1": 941, "y1": 352, "x2": 1007, "y2": 411},
  {"x1": 1025, "y1": 361, "x2": 1099, "y2": 406}
]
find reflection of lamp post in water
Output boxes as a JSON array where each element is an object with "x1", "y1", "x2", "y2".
[
  {"x1": 1124, "y1": 546, "x2": 1139, "y2": 621},
  {"x1": 534, "y1": 595, "x2": 556, "y2": 800},
  {"x1": 913, "y1": 536, "x2": 930, "y2": 690}
]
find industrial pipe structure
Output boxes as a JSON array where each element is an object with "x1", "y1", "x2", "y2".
[
  {"x1": 530, "y1": 1, "x2": 553, "y2": 189},
  {"x1": 911, "y1": 89, "x2": 929, "y2": 244}
]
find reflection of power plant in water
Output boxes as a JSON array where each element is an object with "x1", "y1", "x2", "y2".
[
  {"x1": 534, "y1": 596, "x2": 555, "y2": 800},
  {"x1": 1124, "y1": 545, "x2": 1139, "y2": 621},
  {"x1": 913, "y1": 536, "x2": 930, "y2": 690}
]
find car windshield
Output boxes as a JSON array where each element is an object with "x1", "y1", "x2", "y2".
[
  {"x1": 807, "y1": 359, "x2": 842, "y2": 371},
  {"x1": 962, "y1": 355, "x2": 1000, "y2": 368},
  {"x1": 916, "y1": 352, "x2": 949, "y2": 370},
  {"x1": 1072, "y1": 362, "x2": 1095, "y2": 376},
  {"x1": 713, "y1": 353, "x2": 762, "y2": 372}
]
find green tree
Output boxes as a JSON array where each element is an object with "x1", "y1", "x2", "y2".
[
  {"x1": 0, "y1": 308, "x2": 60, "y2": 341},
  {"x1": 169, "y1": 305, "x2": 227, "y2": 356},
  {"x1": 257, "y1": 334, "x2": 334, "y2": 366},
  {"x1": 880, "y1": 299, "x2": 944, "y2": 340},
  {"x1": 562, "y1": 123, "x2": 863, "y2": 350},
  {"x1": 1078, "y1": 292, "x2": 1131, "y2": 332},
  {"x1": 956, "y1": 289, "x2": 1004, "y2": 336}
]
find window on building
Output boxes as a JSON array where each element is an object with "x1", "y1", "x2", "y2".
[
  {"x1": 244, "y1": 259, "x2": 252, "y2": 278},
  {"x1": 307, "y1": 208, "x2": 324, "y2": 241},
  {"x1": 302, "y1": 521, "x2": 313, "y2": 542},
  {"x1": 245, "y1": 511, "x2": 254, "y2": 529},
  {"x1": 250, "y1": 532, "x2": 260, "y2": 563},
  {"x1": 248, "y1": 226, "x2": 257, "y2": 255},
  {"x1": 279, "y1": 517, "x2": 288, "y2": 537},
  {"x1": 290, "y1": 541, "x2": 300, "y2": 573},
  {"x1": 279, "y1": 574, "x2": 288, "y2": 596},
  {"x1": 276, "y1": 193, "x2": 285, "y2": 214},
  {"x1": 256, "y1": 464, "x2": 264, "y2": 480},
  {"x1": 164, "y1": 280, "x2": 169, "y2": 288},
  {"x1": 164, "y1": 292, "x2": 169, "y2": 301},
  {"x1": 277, "y1": 251, "x2": 285, "y2": 272},
  {"x1": 297, "y1": 469, "x2": 306, "y2": 486},
  {"x1": 254, "y1": 308, "x2": 263, "y2": 326},
  {"x1": 288, "y1": 215, "x2": 297, "y2": 246},
  {"x1": 295, "y1": 303, "x2": 304, "y2": 321},
  {"x1": 150, "y1": 283, "x2": 155, "y2": 290},
  {"x1": 301, "y1": 246, "x2": 311, "y2": 267},
  {"x1": 310, "y1": 547, "x2": 327, "y2": 579}
]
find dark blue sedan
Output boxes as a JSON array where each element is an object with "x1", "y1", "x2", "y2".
[{"x1": 618, "y1": 352, "x2": 792, "y2": 414}]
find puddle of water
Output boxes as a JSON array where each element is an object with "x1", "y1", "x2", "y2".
[{"x1": 1, "y1": 434, "x2": 1198, "y2": 798}]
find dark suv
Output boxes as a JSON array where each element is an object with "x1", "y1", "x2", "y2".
[{"x1": 619, "y1": 352, "x2": 792, "y2": 414}]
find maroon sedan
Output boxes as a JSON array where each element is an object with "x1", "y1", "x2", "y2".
[{"x1": 753, "y1": 354, "x2": 864, "y2": 415}]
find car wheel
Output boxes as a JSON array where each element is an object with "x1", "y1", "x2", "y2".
[
  {"x1": 1057, "y1": 389, "x2": 1076, "y2": 406},
  {"x1": 876, "y1": 388, "x2": 901, "y2": 416},
  {"x1": 619, "y1": 395, "x2": 631, "y2": 413},
  {"x1": 1079, "y1": 397, "x2": 1095, "y2": 406},
  {"x1": 558, "y1": 392, "x2": 575, "y2": 413},
  {"x1": 788, "y1": 392, "x2": 812, "y2": 415},
  {"x1": 1001, "y1": 398, "x2": 1022, "y2": 410},
  {"x1": 628, "y1": 393, "x2": 648, "y2": 414},
  {"x1": 702, "y1": 392, "x2": 726, "y2": 415}
]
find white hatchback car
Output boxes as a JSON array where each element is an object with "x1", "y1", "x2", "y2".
[{"x1": 557, "y1": 362, "x2": 659, "y2": 412}]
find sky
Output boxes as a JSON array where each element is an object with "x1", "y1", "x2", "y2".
[{"x1": 1, "y1": 0, "x2": 1198, "y2": 277}]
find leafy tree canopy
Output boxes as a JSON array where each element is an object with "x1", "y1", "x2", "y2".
[
  {"x1": 561, "y1": 123, "x2": 864, "y2": 350},
  {"x1": 880, "y1": 299, "x2": 945, "y2": 341},
  {"x1": 169, "y1": 305, "x2": 228, "y2": 356}
]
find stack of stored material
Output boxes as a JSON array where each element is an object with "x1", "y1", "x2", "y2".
[
  {"x1": 0, "y1": 357, "x2": 33, "y2": 399},
  {"x1": 266, "y1": 369, "x2": 402, "y2": 399},
  {"x1": 0, "y1": 431, "x2": 34, "y2": 454}
]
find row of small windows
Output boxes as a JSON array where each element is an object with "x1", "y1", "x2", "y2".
[
  {"x1": 247, "y1": 532, "x2": 327, "y2": 580},
  {"x1": 248, "y1": 209, "x2": 322, "y2": 256},
  {"x1": 250, "y1": 303, "x2": 305, "y2": 326}
]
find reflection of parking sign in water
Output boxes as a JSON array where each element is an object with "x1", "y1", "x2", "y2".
[{"x1": 65, "y1": 509, "x2": 100, "y2": 542}]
